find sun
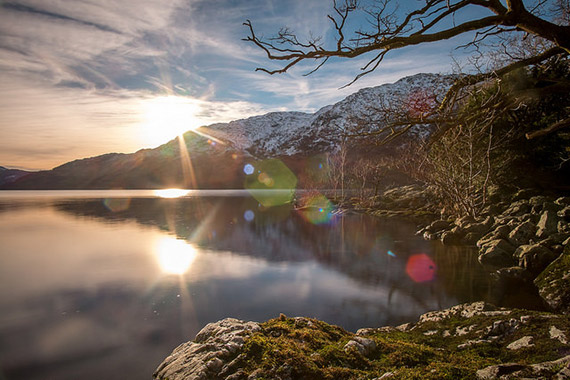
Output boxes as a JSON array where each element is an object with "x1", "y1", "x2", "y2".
[{"x1": 141, "y1": 96, "x2": 201, "y2": 146}]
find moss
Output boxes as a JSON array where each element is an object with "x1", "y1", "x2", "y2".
[{"x1": 234, "y1": 309, "x2": 570, "y2": 379}]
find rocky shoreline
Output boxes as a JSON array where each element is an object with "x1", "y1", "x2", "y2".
[
  {"x1": 154, "y1": 186, "x2": 570, "y2": 379},
  {"x1": 154, "y1": 301, "x2": 570, "y2": 379}
]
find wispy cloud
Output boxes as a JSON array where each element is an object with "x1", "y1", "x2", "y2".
[{"x1": 0, "y1": 0, "x2": 464, "y2": 169}]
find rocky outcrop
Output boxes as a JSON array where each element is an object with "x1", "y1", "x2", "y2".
[
  {"x1": 534, "y1": 247, "x2": 570, "y2": 314},
  {"x1": 154, "y1": 303, "x2": 570, "y2": 380},
  {"x1": 153, "y1": 318, "x2": 261, "y2": 380},
  {"x1": 416, "y1": 192, "x2": 570, "y2": 311}
]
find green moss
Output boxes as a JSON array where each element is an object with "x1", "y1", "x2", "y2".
[{"x1": 235, "y1": 309, "x2": 569, "y2": 379}]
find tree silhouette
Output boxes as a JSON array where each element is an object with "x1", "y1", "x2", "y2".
[{"x1": 244, "y1": 0, "x2": 570, "y2": 139}]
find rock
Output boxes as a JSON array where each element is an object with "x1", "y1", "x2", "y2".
[
  {"x1": 493, "y1": 266, "x2": 534, "y2": 287},
  {"x1": 153, "y1": 318, "x2": 261, "y2": 380},
  {"x1": 559, "y1": 221, "x2": 570, "y2": 234},
  {"x1": 464, "y1": 232, "x2": 484, "y2": 245},
  {"x1": 441, "y1": 230, "x2": 465, "y2": 245},
  {"x1": 549, "y1": 326, "x2": 568, "y2": 344},
  {"x1": 529, "y1": 196, "x2": 549, "y2": 208},
  {"x1": 508, "y1": 221, "x2": 537, "y2": 246},
  {"x1": 476, "y1": 363, "x2": 526, "y2": 379},
  {"x1": 558, "y1": 206, "x2": 570, "y2": 220},
  {"x1": 478, "y1": 239, "x2": 516, "y2": 267},
  {"x1": 505, "y1": 201, "x2": 531, "y2": 216},
  {"x1": 344, "y1": 337, "x2": 377, "y2": 357},
  {"x1": 477, "y1": 225, "x2": 511, "y2": 247},
  {"x1": 535, "y1": 247, "x2": 570, "y2": 314},
  {"x1": 537, "y1": 211, "x2": 560, "y2": 239},
  {"x1": 564, "y1": 236, "x2": 570, "y2": 246},
  {"x1": 455, "y1": 215, "x2": 475, "y2": 228},
  {"x1": 516, "y1": 244, "x2": 558, "y2": 276},
  {"x1": 426, "y1": 219, "x2": 452, "y2": 233},
  {"x1": 506, "y1": 336, "x2": 534, "y2": 350}
]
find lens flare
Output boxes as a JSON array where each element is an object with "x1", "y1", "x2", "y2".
[
  {"x1": 103, "y1": 197, "x2": 131, "y2": 212},
  {"x1": 156, "y1": 237, "x2": 197, "y2": 275},
  {"x1": 299, "y1": 194, "x2": 335, "y2": 225},
  {"x1": 244, "y1": 159, "x2": 297, "y2": 207},
  {"x1": 405, "y1": 253, "x2": 436, "y2": 283}
]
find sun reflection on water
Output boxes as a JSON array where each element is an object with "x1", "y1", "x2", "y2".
[
  {"x1": 155, "y1": 237, "x2": 197, "y2": 275},
  {"x1": 153, "y1": 189, "x2": 190, "y2": 198}
]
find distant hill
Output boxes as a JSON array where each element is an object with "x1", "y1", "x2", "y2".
[{"x1": 1, "y1": 73, "x2": 455, "y2": 190}]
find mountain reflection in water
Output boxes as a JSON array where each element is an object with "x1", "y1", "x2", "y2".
[{"x1": 0, "y1": 191, "x2": 492, "y2": 380}]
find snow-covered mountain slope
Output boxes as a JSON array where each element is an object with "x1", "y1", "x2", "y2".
[{"x1": 201, "y1": 73, "x2": 455, "y2": 157}]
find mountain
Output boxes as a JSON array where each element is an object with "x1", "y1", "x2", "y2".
[
  {"x1": 0, "y1": 166, "x2": 31, "y2": 186},
  {"x1": 1, "y1": 73, "x2": 455, "y2": 190}
]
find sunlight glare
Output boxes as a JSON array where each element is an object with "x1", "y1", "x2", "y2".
[
  {"x1": 142, "y1": 96, "x2": 200, "y2": 145},
  {"x1": 154, "y1": 189, "x2": 190, "y2": 198},
  {"x1": 156, "y1": 237, "x2": 197, "y2": 275}
]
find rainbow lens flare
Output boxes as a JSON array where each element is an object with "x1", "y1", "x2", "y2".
[
  {"x1": 244, "y1": 159, "x2": 297, "y2": 207},
  {"x1": 299, "y1": 194, "x2": 335, "y2": 225},
  {"x1": 405, "y1": 253, "x2": 436, "y2": 283}
]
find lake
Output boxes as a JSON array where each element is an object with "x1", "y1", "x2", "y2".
[{"x1": 0, "y1": 190, "x2": 493, "y2": 380}]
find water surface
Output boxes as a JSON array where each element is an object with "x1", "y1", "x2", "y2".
[{"x1": 0, "y1": 190, "x2": 492, "y2": 380}]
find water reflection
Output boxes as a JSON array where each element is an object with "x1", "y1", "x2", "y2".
[
  {"x1": 156, "y1": 237, "x2": 197, "y2": 275},
  {"x1": 0, "y1": 191, "x2": 498, "y2": 380}
]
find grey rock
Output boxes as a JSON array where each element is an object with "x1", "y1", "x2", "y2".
[
  {"x1": 516, "y1": 244, "x2": 558, "y2": 276},
  {"x1": 564, "y1": 236, "x2": 570, "y2": 246},
  {"x1": 508, "y1": 221, "x2": 537, "y2": 246},
  {"x1": 153, "y1": 318, "x2": 261, "y2": 380},
  {"x1": 535, "y1": 250, "x2": 570, "y2": 314},
  {"x1": 537, "y1": 211, "x2": 560, "y2": 239},
  {"x1": 506, "y1": 336, "x2": 534, "y2": 350},
  {"x1": 477, "y1": 225, "x2": 512, "y2": 247},
  {"x1": 556, "y1": 196, "x2": 570, "y2": 206},
  {"x1": 344, "y1": 337, "x2": 377, "y2": 357},
  {"x1": 549, "y1": 326, "x2": 568, "y2": 345},
  {"x1": 478, "y1": 239, "x2": 516, "y2": 267},
  {"x1": 476, "y1": 363, "x2": 526, "y2": 379}
]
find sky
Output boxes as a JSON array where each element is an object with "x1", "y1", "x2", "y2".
[{"x1": 0, "y1": 0, "x2": 489, "y2": 170}]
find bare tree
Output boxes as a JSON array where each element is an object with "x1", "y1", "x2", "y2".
[{"x1": 244, "y1": 0, "x2": 570, "y2": 138}]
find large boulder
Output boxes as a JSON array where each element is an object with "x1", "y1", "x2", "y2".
[
  {"x1": 536, "y1": 210, "x2": 560, "y2": 239},
  {"x1": 516, "y1": 244, "x2": 559, "y2": 277},
  {"x1": 508, "y1": 221, "x2": 537, "y2": 246},
  {"x1": 478, "y1": 239, "x2": 516, "y2": 267},
  {"x1": 534, "y1": 246, "x2": 570, "y2": 314},
  {"x1": 153, "y1": 318, "x2": 261, "y2": 380}
]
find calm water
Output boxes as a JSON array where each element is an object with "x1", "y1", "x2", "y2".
[{"x1": 0, "y1": 190, "x2": 493, "y2": 380}]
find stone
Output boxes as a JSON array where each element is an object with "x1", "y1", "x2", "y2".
[
  {"x1": 516, "y1": 244, "x2": 558, "y2": 276},
  {"x1": 534, "y1": 247, "x2": 570, "y2": 314},
  {"x1": 549, "y1": 326, "x2": 568, "y2": 344},
  {"x1": 476, "y1": 363, "x2": 526, "y2": 379},
  {"x1": 478, "y1": 239, "x2": 516, "y2": 267},
  {"x1": 153, "y1": 318, "x2": 261, "y2": 380},
  {"x1": 493, "y1": 266, "x2": 534, "y2": 287},
  {"x1": 537, "y1": 210, "x2": 560, "y2": 239},
  {"x1": 426, "y1": 219, "x2": 452, "y2": 233},
  {"x1": 477, "y1": 225, "x2": 511, "y2": 247},
  {"x1": 441, "y1": 230, "x2": 465, "y2": 245},
  {"x1": 508, "y1": 221, "x2": 537, "y2": 246},
  {"x1": 558, "y1": 206, "x2": 570, "y2": 219},
  {"x1": 506, "y1": 335, "x2": 534, "y2": 350},
  {"x1": 344, "y1": 337, "x2": 377, "y2": 357},
  {"x1": 559, "y1": 221, "x2": 570, "y2": 234}
]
